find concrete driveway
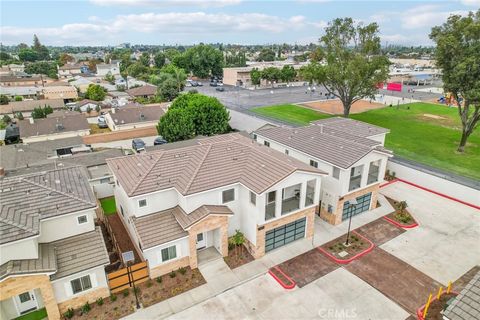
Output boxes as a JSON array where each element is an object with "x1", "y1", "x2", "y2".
[
  {"x1": 379, "y1": 181, "x2": 480, "y2": 284},
  {"x1": 166, "y1": 268, "x2": 408, "y2": 320}
]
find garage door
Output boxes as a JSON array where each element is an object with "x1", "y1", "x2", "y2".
[
  {"x1": 342, "y1": 192, "x2": 372, "y2": 221},
  {"x1": 265, "y1": 217, "x2": 306, "y2": 253}
]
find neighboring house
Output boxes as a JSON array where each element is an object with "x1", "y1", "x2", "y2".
[
  {"x1": 41, "y1": 86, "x2": 78, "y2": 102},
  {"x1": 107, "y1": 133, "x2": 325, "y2": 277},
  {"x1": 223, "y1": 62, "x2": 306, "y2": 87},
  {"x1": 0, "y1": 86, "x2": 42, "y2": 100},
  {"x1": 57, "y1": 63, "x2": 87, "y2": 79},
  {"x1": 104, "y1": 104, "x2": 165, "y2": 131},
  {"x1": 72, "y1": 99, "x2": 101, "y2": 112},
  {"x1": 126, "y1": 85, "x2": 157, "y2": 99},
  {"x1": 18, "y1": 114, "x2": 90, "y2": 143},
  {"x1": 0, "y1": 166, "x2": 110, "y2": 320},
  {"x1": 0, "y1": 75, "x2": 53, "y2": 87},
  {"x1": 69, "y1": 77, "x2": 94, "y2": 94},
  {"x1": 96, "y1": 62, "x2": 120, "y2": 77},
  {"x1": 0, "y1": 99, "x2": 65, "y2": 116},
  {"x1": 253, "y1": 117, "x2": 393, "y2": 225}
]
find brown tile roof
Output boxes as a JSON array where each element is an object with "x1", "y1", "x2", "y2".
[
  {"x1": 0, "y1": 243, "x2": 57, "y2": 280},
  {"x1": 107, "y1": 133, "x2": 326, "y2": 197},
  {"x1": 255, "y1": 124, "x2": 392, "y2": 169},
  {"x1": 0, "y1": 99, "x2": 65, "y2": 114},
  {"x1": 109, "y1": 104, "x2": 165, "y2": 126},
  {"x1": 311, "y1": 117, "x2": 389, "y2": 137},
  {"x1": 50, "y1": 227, "x2": 109, "y2": 280},
  {"x1": 126, "y1": 85, "x2": 157, "y2": 97},
  {"x1": 133, "y1": 207, "x2": 188, "y2": 249},
  {"x1": 173, "y1": 205, "x2": 233, "y2": 230},
  {"x1": 0, "y1": 166, "x2": 96, "y2": 244},
  {"x1": 18, "y1": 114, "x2": 89, "y2": 138}
]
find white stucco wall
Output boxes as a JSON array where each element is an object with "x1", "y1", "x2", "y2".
[
  {"x1": 38, "y1": 209, "x2": 96, "y2": 243},
  {"x1": 51, "y1": 265, "x2": 108, "y2": 304},
  {"x1": 0, "y1": 237, "x2": 39, "y2": 265},
  {"x1": 143, "y1": 237, "x2": 190, "y2": 269}
]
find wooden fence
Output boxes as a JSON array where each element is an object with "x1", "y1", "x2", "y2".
[{"x1": 107, "y1": 261, "x2": 150, "y2": 293}]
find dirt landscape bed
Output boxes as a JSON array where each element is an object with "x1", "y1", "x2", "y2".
[{"x1": 300, "y1": 99, "x2": 385, "y2": 115}]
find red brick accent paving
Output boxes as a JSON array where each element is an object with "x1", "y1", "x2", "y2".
[{"x1": 355, "y1": 217, "x2": 406, "y2": 246}]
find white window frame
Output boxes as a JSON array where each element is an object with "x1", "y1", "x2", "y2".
[
  {"x1": 332, "y1": 167, "x2": 340, "y2": 179},
  {"x1": 160, "y1": 245, "x2": 178, "y2": 263},
  {"x1": 138, "y1": 199, "x2": 147, "y2": 208},
  {"x1": 250, "y1": 191, "x2": 256, "y2": 205},
  {"x1": 77, "y1": 215, "x2": 88, "y2": 225},
  {"x1": 264, "y1": 140, "x2": 270, "y2": 147},
  {"x1": 310, "y1": 160, "x2": 318, "y2": 168},
  {"x1": 222, "y1": 189, "x2": 235, "y2": 204},
  {"x1": 70, "y1": 274, "x2": 93, "y2": 295}
]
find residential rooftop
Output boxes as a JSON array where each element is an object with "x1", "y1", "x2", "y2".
[
  {"x1": 18, "y1": 113, "x2": 89, "y2": 139},
  {"x1": 0, "y1": 98, "x2": 65, "y2": 115},
  {"x1": 109, "y1": 104, "x2": 166, "y2": 126},
  {"x1": 107, "y1": 133, "x2": 326, "y2": 197},
  {"x1": 0, "y1": 166, "x2": 96, "y2": 244},
  {"x1": 311, "y1": 117, "x2": 390, "y2": 137},
  {"x1": 126, "y1": 84, "x2": 157, "y2": 97}
]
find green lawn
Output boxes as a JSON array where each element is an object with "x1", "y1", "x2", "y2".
[
  {"x1": 14, "y1": 308, "x2": 47, "y2": 320},
  {"x1": 100, "y1": 197, "x2": 117, "y2": 216},
  {"x1": 251, "y1": 102, "x2": 480, "y2": 180},
  {"x1": 251, "y1": 104, "x2": 329, "y2": 125}
]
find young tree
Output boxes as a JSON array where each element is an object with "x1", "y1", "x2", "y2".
[
  {"x1": 261, "y1": 67, "x2": 281, "y2": 87},
  {"x1": 250, "y1": 68, "x2": 261, "y2": 88},
  {"x1": 0, "y1": 95, "x2": 9, "y2": 105},
  {"x1": 430, "y1": 10, "x2": 480, "y2": 153},
  {"x1": 86, "y1": 106, "x2": 92, "y2": 114},
  {"x1": 14, "y1": 96, "x2": 22, "y2": 101},
  {"x1": 2, "y1": 114, "x2": 12, "y2": 124},
  {"x1": 104, "y1": 72, "x2": 115, "y2": 84},
  {"x1": 95, "y1": 105, "x2": 101, "y2": 113},
  {"x1": 85, "y1": 84, "x2": 106, "y2": 101},
  {"x1": 300, "y1": 18, "x2": 390, "y2": 117},
  {"x1": 15, "y1": 112, "x2": 24, "y2": 120},
  {"x1": 157, "y1": 75, "x2": 180, "y2": 101},
  {"x1": 58, "y1": 53, "x2": 75, "y2": 66},
  {"x1": 280, "y1": 65, "x2": 297, "y2": 83},
  {"x1": 31, "y1": 107, "x2": 45, "y2": 119}
]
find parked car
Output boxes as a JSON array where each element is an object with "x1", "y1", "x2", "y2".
[
  {"x1": 132, "y1": 139, "x2": 146, "y2": 152},
  {"x1": 196, "y1": 81, "x2": 203, "y2": 86},
  {"x1": 210, "y1": 81, "x2": 218, "y2": 87},
  {"x1": 190, "y1": 81, "x2": 199, "y2": 87},
  {"x1": 98, "y1": 121, "x2": 108, "y2": 129},
  {"x1": 216, "y1": 87, "x2": 225, "y2": 92},
  {"x1": 154, "y1": 136, "x2": 167, "y2": 145}
]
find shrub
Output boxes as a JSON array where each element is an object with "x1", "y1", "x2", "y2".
[
  {"x1": 96, "y1": 297, "x2": 104, "y2": 306},
  {"x1": 178, "y1": 267, "x2": 187, "y2": 275},
  {"x1": 169, "y1": 271, "x2": 176, "y2": 278},
  {"x1": 156, "y1": 276, "x2": 162, "y2": 284},
  {"x1": 110, "y1": 294, "x2": 117, "y2": 302},
  {"x1": 123, "y1": 288, "x2": 130, "y2": 297},
  {"x1": 147, "y1": 280, "x2": 153, "y2": 288},
  {"x1": 63, "y1": 308, "x2": 74, "y2": 319},
  {"x1": 81, "y1": 302, "x2": 91, "y2": 313}
]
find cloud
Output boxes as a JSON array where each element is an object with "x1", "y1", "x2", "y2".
[
  {"x1": 460, "y1": 0, "x2": 480, "y2": 6},
  {"x1": 401, "y1": 5, "x2": 468, "y2": 29},
  {"x1": 89, "y1": 0, "x2": 241, "y2": 7},
  {"x1": 0, "y1": 12, "x2": 324, "y2": 45}
]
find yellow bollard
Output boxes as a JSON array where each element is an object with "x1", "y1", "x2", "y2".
[
  {"x1": 437, "y1": 286, "x2": 443, "y2": 299},
  {"x1": 423, "y1": 293, "x2": 433, "y2": 319},
  {"x1": 447, "y1": 281, "x2": 452, "y2": 294}
]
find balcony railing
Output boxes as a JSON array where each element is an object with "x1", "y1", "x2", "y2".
[
  {"x1": 281, "y1": 197, "x2": 300, "y2": 215},
  {"x1": 305, "y1": 192, "x2": 315, "y2": 206},
  {"x1": 349, "y1": 175, "x2": 362, "y2": 191},
  {"x1": 367, "y1": 169, "x2": 379, "y2": 184},
  {"x1": 265, "y1": 203, "x2": 276, "y2": 221}
]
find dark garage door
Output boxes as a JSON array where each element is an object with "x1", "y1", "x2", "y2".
[
  {"x1": 265, "y1": 217, "x2": 306, "y2": 253},
  {"x1": 342, "y1": 192, "x2": 372, "y2": 221}
]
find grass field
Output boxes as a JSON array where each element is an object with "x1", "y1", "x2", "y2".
[
  {"x1": 14, "y1": 308, "x2": 47, "y2": 320},
  {"x1": 251, "y1": 104, "x2": 329, "y2": 125},
  {"x1": 100, "y1": 197, "x2": 117, "y2": 215},
  {"x1": 251, "y1": 102, "x2": 480, "y2": 180}
]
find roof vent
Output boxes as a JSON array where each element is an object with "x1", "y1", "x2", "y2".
[
  {"x1": 121, "y1": 120, "x2": 125, "y2": 124},
  {"x1": 55, "y1": 123, "x2": 64, "y2": 131},
  {"x1": 137, "y1": 163, "x2": 142, "y2": 167},
  {"x1": 139, "y1": 113, "x2": 145, "y2": 121},
  {"x1": 55, "y1": 179, "x2": 61, "y2": 184},
  {"x1": 114, "y1": 119, "x2": 118, "y2": 123}
]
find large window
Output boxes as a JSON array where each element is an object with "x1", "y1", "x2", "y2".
[
  {"x1": 161, "y1": 245, "x2": 177, "y2": 262},
  {"x1": 305, "y1": 180, "x2": 316, "y2": 206},
  {"x1": 264, "y1": 140, "x2": 270, "y2": 147},
  {"x1": 71, "y1": 275, "x2": 92, "y2": 294},
  {"x1": 367, "y1": 160, "x2": 380, "y2": 184},
  {"x1": 349, "y1": 165, "x2": 363, "y2": 191},
  {"x1": 265, "y1": 191, "x2": 276, "y2": 221},
  {"x1": 77, "y1": 215, "x2": 88, "y2": 225},
  {"x1": 281, "y1": 184, "x2": 301, "y2": 215},
  {"x1": 222, "y1": 189, "x2": 235, "y2": 203},
  {"x1": 342, "y1": 193, "x2": 372, "y2": 221}
]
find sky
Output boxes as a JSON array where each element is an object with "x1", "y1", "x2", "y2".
[{"x1": 0, "y1": 0, "x2": 478, "y2": 46}]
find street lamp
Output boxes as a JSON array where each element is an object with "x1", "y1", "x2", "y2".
[{"x1": 345, "y1": 198, "x2": 358, "y2": 246}]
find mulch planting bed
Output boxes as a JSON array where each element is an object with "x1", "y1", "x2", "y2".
[
  {"x1": 421, "y1": 293, "x2": 457, "y2": 320},
  {"x1": 319, "y1": 231, "x2": 373, "y2": 262},
  {"x1": 278, "y1": 248, "x2": 339, "y2": 287},
  {"x1": 355, "y1": 217, "x2": 405, "y2": 246},
  {"x1": 106, "y1": 214, "x2": 142, "y2": 263},
  {"x1": 384, "y1": 196, "x2": 418, "y2": 227},
  {"x1": 65, "y1": 267, "x2": 206, "y2": 319},
  {"x1": 224, "y1": 245, "x2": 254, "y2": 269}
]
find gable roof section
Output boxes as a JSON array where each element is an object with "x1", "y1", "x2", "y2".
[
  {"x1": 311, "y1": 117, "x2": 389, "y2": 137},
  {"x1": 0, "y1": 99, "x2": 65, "y2": 115},
  {"x1": 126, "y1": 85, "x2": 157, "y2": 97},
  {"x1": 0, "y1": 243, "x2": 57, "y2": 280},
  {"x1": 173, "y1": 205, "x2": 233, "y2": 230},
  {"x1": 108, "y1": 104, "x2": 165, "y2": 126},
  {"x1": 0, "y1": 166, "x2": 96, "y2": 245},
  {"x1": 255, "y1": 124, "x2": 392, "y2": 169},
  {"x1": 107, "y1": 133, "x2": 326, "y2": 197},
  {"x1": 18, "y1": 114, "x2": 89, "y2": 138}
]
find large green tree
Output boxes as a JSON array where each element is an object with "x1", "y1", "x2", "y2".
[
  {"x1": 181, "y1": 44, "x2": 224, "y2": 78},
  {"x1": 250, "y1": 68, "x2": 261, "y2": 88},
  {"x1": 18, "y1": 48, "x2": 39, "y2": 62},
  {"x1": 430, "y1": 10, "x2": 480, "y2": 153},
  {"x1": 157, "y1": 92, "x2": 230, "y2": 142},
  {"x1": 32, "y1": 34, "x2": 50, "y2": 60},
  {"x1": 261, "y1": 67, "x2": 281, "y2": 87},
  {"x1": 280, "y1": 65, "x2": 297, "y2": 83},
  {"x1": 25, "y1": 61, "x2": 58, "y2": 79},
  {"x1": 154, "y1": 52, "x2": 166, "y2": 68},
  {"x1": 299, "y1": 18, "x2": 390, "y2": 117},
  {"x1": 257, "y1": 48, "x2": 276, "y2": 62},
  {"x1": 85, "y1": 84, "x2": 106, "y2": 101},
  {"x1": 157, "y1": 75, "x2": 181, "y2": 101}
]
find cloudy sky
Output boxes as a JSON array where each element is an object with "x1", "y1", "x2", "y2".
[{"x1": 1, "y1": 0, "x2": 478, "y2": 46}]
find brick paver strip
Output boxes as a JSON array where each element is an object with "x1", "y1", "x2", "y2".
[
  {"x1": 278, "y1": 248, "x2": 339, "y2": 288},
  {"x1": 344, "y1": 248, "x2": 444, "y2": 315},
  {"x1": 355, "y1": 217, "x2": 406, "y2": 246}
]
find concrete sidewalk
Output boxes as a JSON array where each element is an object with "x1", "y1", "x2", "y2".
[{"x1": 123, "y1": 192, "x2": 395, "y2": 319}]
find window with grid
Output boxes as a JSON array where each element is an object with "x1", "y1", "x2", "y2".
[
  {"x1": 161, "y1": 246, "x2": 177, "y2": 262},
  {"x1": 77, "y1": 215, "x2": 88, "y2": 224},
  {"x1": 250, "y1": 191, "x2": 256, "y2": 205},
  {"x1": 71, "y1": 275, "x2": 92, "y2": 294},
  {"x1": 310, "y1": 160, "x2": 318, "y2": 168},
  {"x1": 222, "y1": 189, "x2": 235, "y2": 203}
]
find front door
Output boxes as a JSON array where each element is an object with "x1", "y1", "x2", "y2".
[
  {"x1": 196, "y1": 232, "x2": 206, "y2": 250},
  {"x1": 15, "y1": 291, "x2": 38, "y2": 315}
]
